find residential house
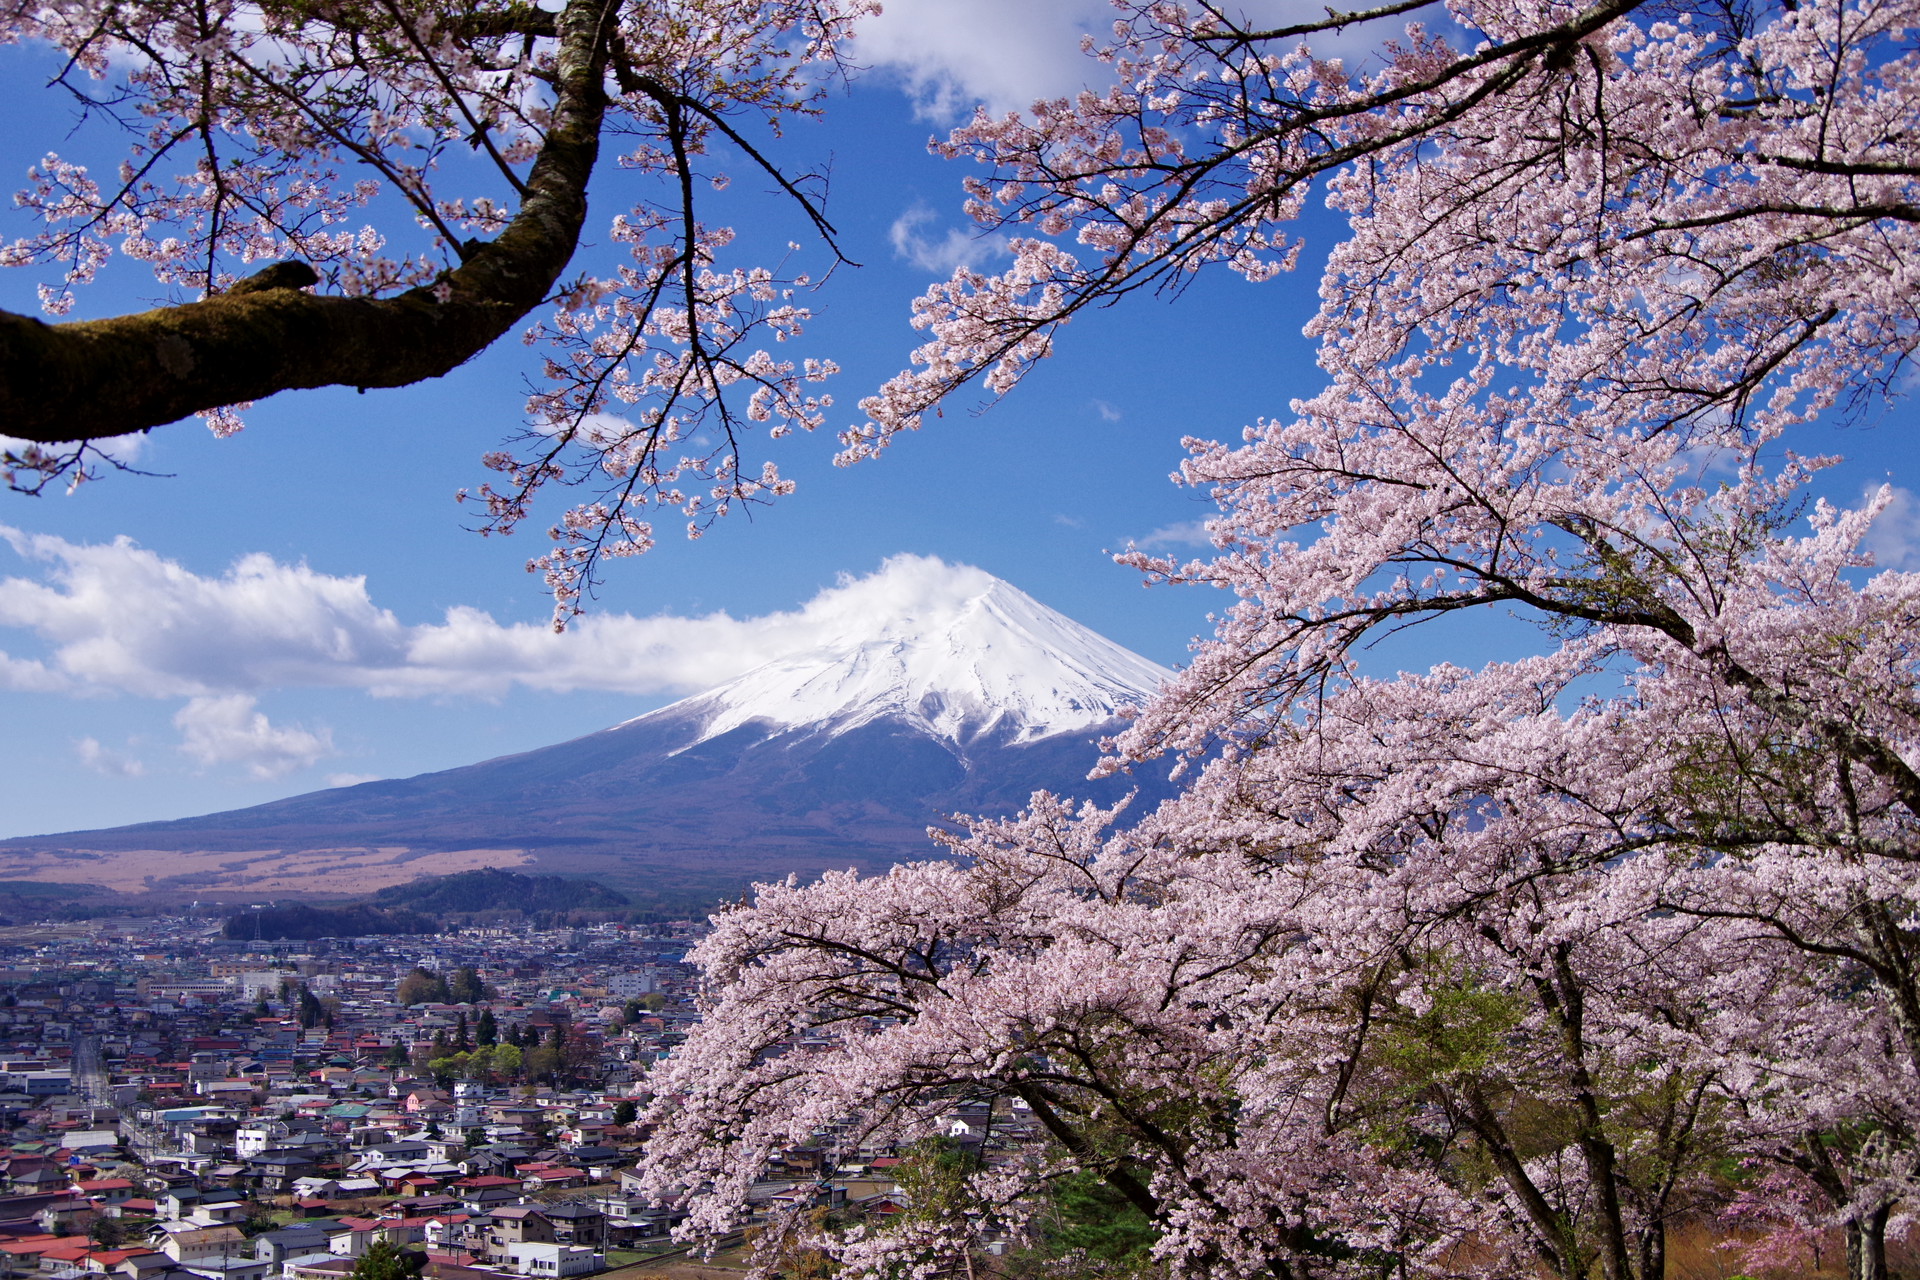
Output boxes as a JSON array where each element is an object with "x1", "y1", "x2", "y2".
[
  {"x1": 504, "y1": 1244, "x2": 600, "y2": 1278},
  {"x1": 281, "y1": 1256, "x2": 355, "y2": 1280},
  {"x1": 79, "y1": 1250, "x2": 167, "y2": 1280},
  {"x1": 247, "y1": 1226, "x2": 339, "y2": 1271},
  {"x1": 514, "y1": 1166, "x2": 584, "y2": 1192},
  {"x1": 477, "y1": 1208, "x2": 553, "y2": 1267},
  {"x1": 352, "y1": 1142, "x2": 429, "y2": 1171},
  {"x1": 593, "y1": 1197, "x2": 681, "y2": 1244},
  {"x1": 536, "y1": 1206, "x2": 604, "y2": 1251},
  {"x1": 153, "y1": 1226, "x2": 250, "y2": 1273},
  {"x1": 449, "y1": 1179, "x2": 521, "y2": 1216}
]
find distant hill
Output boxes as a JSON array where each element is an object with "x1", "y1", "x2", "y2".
[
  {"x1": 223, "y1": 901, "x2": 440, "y2": 940},
  {"x1": 0, "y1": 880, "x2": 122, "y2": 924},
  {"x1": 372, "y1": 868, "x2": 630, "y2": 915}
]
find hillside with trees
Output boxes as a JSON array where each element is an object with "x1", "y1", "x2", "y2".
[
  {"x1": 222, "y1": 902, "x2": 438, "y2": 941},
  {"x1": 371, "y1": 869, "x2": 630, "y2": 916}
]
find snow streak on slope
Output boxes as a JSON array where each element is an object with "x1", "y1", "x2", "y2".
[{"x1": 635, "y1": 564, "x2": 1173, "y2": 748}]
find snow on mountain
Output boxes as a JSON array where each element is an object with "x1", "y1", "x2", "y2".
[{"x1": 632, "y1": 570, "x2": 1173, "y2": 748}]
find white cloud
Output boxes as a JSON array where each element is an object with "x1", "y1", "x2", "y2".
[
  {"x1": 0, "y1": 651, "x2": 65, "y2": 692},
  {"x1": 174, "y1": 695, "x2": 334, "y2": 779},
  {"x1": 0, "y1": 531, "x2": 1024, "y2": 705},
  {"x1": 1092, "y1": 400, "x2": 1122, "y2": 423},
  {"x1": 1864, "y1": 484, "x2": 1920, "y2": 570},
  {"x1": 852, "y1": 0, "x2": 1399, "y2": 120},
  {"x1": 326, "y1": 772, "x2": 384, "y2": 789},
  {"x1": 889, "y1": 205, "x2": 1010, "y2": 275},
  {"x1": 1132, "y1": 520, "x2": 1215, "y2": 550},
  {"x1": 852, "y1": 0, "x2": 1112, "y2": 119},
  {"x1": 0, "y1": 525, "x2": 411, "y2": 697},
  {"x1": 0, "y1": 434, "x2": 146, "y2": 467},
  {"x1": 76, "y1": 736, "x2": 146, "y2": 778}
]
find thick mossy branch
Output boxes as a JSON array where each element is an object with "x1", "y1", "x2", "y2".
[{"x1": 0, "y1": 0, "x2": 612, "y2": 443}]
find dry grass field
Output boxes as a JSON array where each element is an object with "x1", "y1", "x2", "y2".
[{"x1": 0, "y1": 842, "x2": 530, "y2": 895}]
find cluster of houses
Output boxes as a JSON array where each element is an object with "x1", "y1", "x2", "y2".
[
  {"x1": 0, "y1": 1113, "x2": 690, "y2": 1280},
  {"x1": 0, "y1": 917, "x2": 1049, "y2": 1280},
  {"x1": 0, "y1": 1180, "x2": 624, "y2": 1280},
  {"x1": 0, "y1": 1080, "x2": 1030, "y2": 1280},
  {"x1": 0, "y1": 918, "x2": 713, "y2": 1280}
]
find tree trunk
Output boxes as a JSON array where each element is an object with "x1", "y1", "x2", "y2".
[
  {"x1": 1846, "y1": 1203, "x2": 1890, "y2": 1280},
  {"x1": 0, "y1": 0, "x2": 615, "y2": 441}
]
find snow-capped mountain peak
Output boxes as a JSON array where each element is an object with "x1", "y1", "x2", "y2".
[{"x1": 653, "y1": 570, "x2": 1171, "y2": 748}]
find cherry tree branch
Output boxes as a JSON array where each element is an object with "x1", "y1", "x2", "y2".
[{"x1": 0, "y1": 0, "x2": 619, "y2": 442}]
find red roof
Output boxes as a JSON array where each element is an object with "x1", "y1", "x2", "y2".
[
  {"x1": 0, "y1": 1237, "x2": 59, "y2": 1253},
  {"x1": 87, "y1": 1249, "x2": 162, "y2": 1265},
  {"x1": 2, "y1": 1237, "x2": 87, "y2": 1257}
]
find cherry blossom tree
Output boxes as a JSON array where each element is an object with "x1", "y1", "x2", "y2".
[
  {"x1": 0, "y1": 0, "x2": 867, "y2": 613},
  {"x1": 7, "y1": 0, "x2": 1916, "y2": 1266},
  {"x1": 638, "y1": 0, "x2": 1920, "y2": 1276}
]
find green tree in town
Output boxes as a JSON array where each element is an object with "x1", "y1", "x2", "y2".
[
  {"x1": 453, "y1": 1013, "x2": 471, "y2": 1052},
  {"x1": 1033, "y1": 1169, "x2": 1158, "y2": 1273},
  {"x1": 448, "y1": 966, "x2": 490, "y2": 1004},
  {"x1": 559, "y1": 1027, "x2": 603, "y2": 1085},
  {"x1": 349, "y1": 1239, "x2": 420, "y2": 1280},
  {"x1": 396, "y1": 968, "x2": 451, "y2": 1006},
  {"x1": 475, "y1": 1010, "x2": 498, "y2": 1047},
  {"x1": 885, "y1": 1138, "x2": 994, "y2": 1280},
  {"x1": 612, "y1": 1100, "x2": 637, "y2": 1126},
  {"x1": 523, "y1": 1039, "x2": 559, "y2": 1086}
]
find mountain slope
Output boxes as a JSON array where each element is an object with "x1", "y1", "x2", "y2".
[{"x1": 0, "y1": 569, "x2": 1175, "y2": 904}]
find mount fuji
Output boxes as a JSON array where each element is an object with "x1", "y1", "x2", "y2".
[{"x1": 0, "y1": 569, "x2": 1176, "y2": 908}]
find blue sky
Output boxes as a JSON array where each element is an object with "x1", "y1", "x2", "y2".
[{"x1": 1, "y1": 0, "x2": 1916, "y2": 840}]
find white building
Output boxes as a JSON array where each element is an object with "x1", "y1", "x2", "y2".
[
  {"x1": 508, "y1": 1244, "x2": 603, "y2": 1278},
  {"x1": 605, "y1": 972, "x2": 656, "y2": 999},
  {"x1": 235, "y1": 1122, "x2": 287, "y2": 1158},
  {"x1": 234, "y1": 973, "x2": 284, "y2": 1001}
]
